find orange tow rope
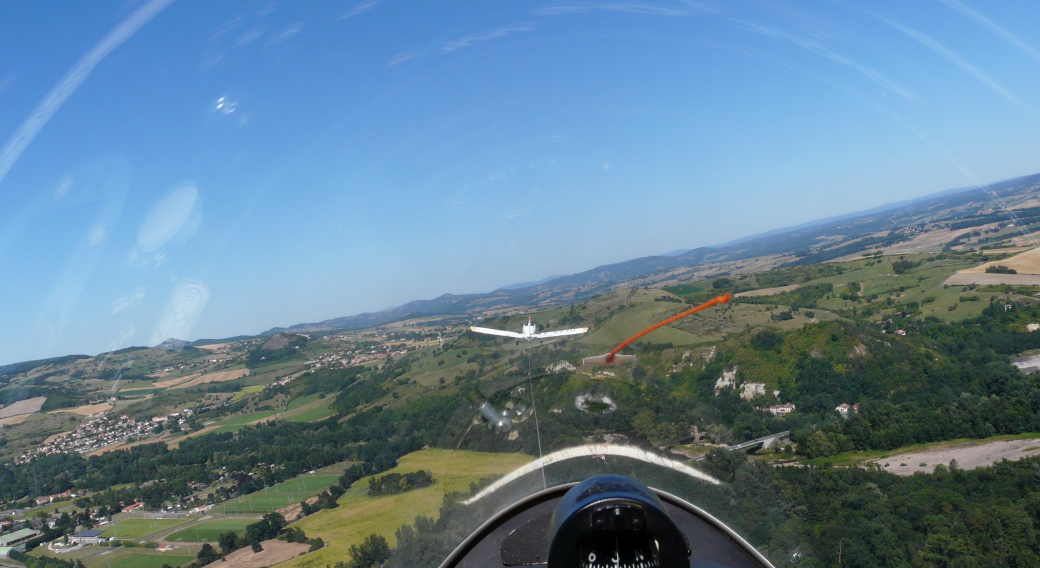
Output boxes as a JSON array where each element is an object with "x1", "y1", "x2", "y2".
[{"x1": 604, "y1": 292, "x2": 731, "y2": 363}]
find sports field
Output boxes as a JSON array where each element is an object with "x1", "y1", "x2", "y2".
[
  {"x1": 281, "y1": 449, "x2": 532, "y2": 568},
  {"x1": 214, "y1": 474, "x2": 340, "y2": 514},
  {"x1": 101, "y1": 518, "x2": 186, "y2": 539},
  {"x1": 166, "y1": 517, "x2": 255, "y2": 543}
]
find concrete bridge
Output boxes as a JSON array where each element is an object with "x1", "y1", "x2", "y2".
[{"x1": 693, "y1": 430, "x2": 790, "y2": 462}]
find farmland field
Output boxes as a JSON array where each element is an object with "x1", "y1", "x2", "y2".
[
  {"x1": 0, "y1": 396, "x2": 47, "y2": 418},
  {"x1": 282, "y1": 449, "x2": 532, "y2": 568},
  {"x1": 166, "y1": 517, "x2": 256, "y2": 543},
  {"x1": 49, "y1": 402, "x2": 112, "y2": 416},
  {"x1": 172, "y1": 368, "x2": 250, "y2": 389},
  {"x1": 959, "y1": 245, "x2": 1040, "y2": 274},
  {"x1": 0, "y1": 414, "x2": 30, "y2": 426}
]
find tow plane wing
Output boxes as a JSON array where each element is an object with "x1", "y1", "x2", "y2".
[
  {"x1": 533, "y1": 327, "x2": 588, "y2": 339},
  {"x1": 470, "y1": 326, "x2": 525, "y2": 339}
]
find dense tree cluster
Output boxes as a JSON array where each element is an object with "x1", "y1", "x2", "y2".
[
  {"x1": 339, "y1": 534, "x2": 392, "y2": 568},
  {"x1": 367, "y1": 470, "x2": 434, "y2": 496},
  {"x1": 891, "y1": 258, "x2": 921, "y2": 274}
]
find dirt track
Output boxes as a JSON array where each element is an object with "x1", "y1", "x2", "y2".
[
  {"x1": 735, "y1": 285, "x2": 799, "y2": 298},
  {"x1": 871, "y1": 437, "x2": 1040, "y2": 476}
]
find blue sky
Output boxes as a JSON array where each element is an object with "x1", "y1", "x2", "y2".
[{"x1": 1, "y1": 0, "x2": 1040, "y2": 364}]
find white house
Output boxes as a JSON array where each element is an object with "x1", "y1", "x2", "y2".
[
  {"x1": 836, "y1": 403, "x2": 860, "y2": 416},
  {"x1": 768, "y1": 403, "x2": 795, "y2": 416}
]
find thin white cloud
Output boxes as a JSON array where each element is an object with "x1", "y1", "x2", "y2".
[
  {"x1": 212, "y1": 17, "x2": 241, "y2": 38},
  {"x1": 0, "y1": 0, "x2": 174, "y2": 188},
  {"x1": 339, "y1": 0, "x2": 381, "y2": 20},
  {"x1": 724, "y1": 41, "x2": 984, "y2": 187},
  {"x1": 0, "y1": 72, "x2": 13, "y2": 97},
  {"x1": 881, "y1": 17, "x2": 1030, "y2": 112},
  {"x1": 728, "y1": 18, "x2": 916, "y2": 99},
  {"x1": 388, "y1": 50, "x2": 423, "y2": 67},
  {"x1": 533, "y1": 2, "x2": 707, "y2": 17},
  {"x1": 233, "y1": 25, "x2": 266, "y2": 48},
  {"x1": 441, "y1": 23, "x2": 534, "y2": 54},
  {"x1": 266, "y1": 22, "x2": 302, "y2": 47},
  {"x1": 257, "y1": 3, "x2": 276, "y2": 18},
  {"x1": 937, "y1": 0, "x2": 1040, "y2": 63}
]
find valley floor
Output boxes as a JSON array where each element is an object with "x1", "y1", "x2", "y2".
[{"x1": 871, "y1": 435, "x2": 1040, "y2": 476}]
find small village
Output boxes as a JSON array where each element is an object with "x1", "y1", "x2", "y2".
[{"x1": 13, "y1": 409, "x2": 195, "y2": 465}]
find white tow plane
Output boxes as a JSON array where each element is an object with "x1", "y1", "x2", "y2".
[{"x1": 471, "y1": 316, "x2": 587, "y2": 341}]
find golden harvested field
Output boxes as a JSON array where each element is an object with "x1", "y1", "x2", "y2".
[
  {"x1": 172, "y1": 368, "x2": 250, "y2": 389},
  {"x1": 0, "y1": 396, "x2": 47, "y2": 418},
  {"x1": 281, "y1": 449, "x2": 532, "y2": 568},
  {"x1": 878, "y1": 227, "x2": 987, "y2": 255},
  {"x1": 42, "y1": 431, "x2": 69, "y2": 445},
  {"x1": 943, "y1": 273, "x2": 1040, "y2": 286},
  {"x1": 50, "y1": 402, "x2": 112, "y2": 416},
  {"x1": 1013, "y1": 232, "x2": 1040, "y2": 246},
  {"x1": 198, "y1": 343, "x2": 229, "y2": 350},
  {"x1": 0, "y1": 414, "x2": 30, "y2": 426},
  {"x1": 961, "y1": 246, "x2": 1040, "y2": 274}
]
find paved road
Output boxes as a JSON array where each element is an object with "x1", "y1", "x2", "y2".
[{"x1": 693, "y1": 431, "x2": 790, "y2": 461}]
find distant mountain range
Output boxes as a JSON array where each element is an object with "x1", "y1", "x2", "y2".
[
  {"x1": 256, "y1": 172, "x2": 1040, "y2": 337},
  {"x1": 496, "y1": 275, "x2": 565, "y2": 291}
]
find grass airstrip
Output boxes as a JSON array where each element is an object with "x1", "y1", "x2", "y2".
[
  {"x1": 280, "y1": 449, "x2": 532, "y2": 568},
  {"x1": 214, "y1": 474, "x2": 341, "y2": 514},
  {"x1": 86, "y1": 551, "x2": 194, "y2": 568}
]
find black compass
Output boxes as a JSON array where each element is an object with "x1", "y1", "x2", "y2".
[
  {"x1": 579, "y1": 533, "x2": 661, "y2": 568},
  {"x1": 548, "y1": 476, "x2": 690, "y2": 568}
]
